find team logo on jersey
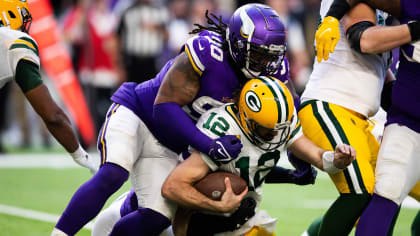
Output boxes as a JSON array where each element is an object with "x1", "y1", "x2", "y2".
[{"x1": 245, "y1": 91, "x2": 261, "y2": 112}]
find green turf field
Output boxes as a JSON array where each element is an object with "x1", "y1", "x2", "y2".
[{"x1": 0, "y1": 154, "x2": 417, "y2": 235}]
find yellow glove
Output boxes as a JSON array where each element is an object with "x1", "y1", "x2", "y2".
[{"x1": 315, "y1": 16, "x2": 340, "y2": 63}]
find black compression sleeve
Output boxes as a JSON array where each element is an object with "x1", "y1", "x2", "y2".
[
  {"x1": 265, "y1": 166, "x2": 295, "y2": 184},
  {"x1": 408, "y1": 21, "x2": 420, "y2": 41},
  {"x1": 326, "y1": 0, "x2": 351, "y2": 20},
  {"x1": 15, "y1": 59, "x2": 42, "y2": 93},
  {"x1": 346, "y1": 21, "x2": 375, "y2": 53}
]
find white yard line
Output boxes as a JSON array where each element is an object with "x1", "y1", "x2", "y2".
[
  {"x1": 0, "y1": 204, "x2": 93, "y2": 230},
  {"x1": 0, "y1": 153, "x2": 100, "y2": 169}
]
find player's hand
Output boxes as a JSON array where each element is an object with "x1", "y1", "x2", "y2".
[
  {"x1": 333, "y1": 144, "x2": 356, "y2": 169},
  {"x1": 227, "y1": 197, "x2": 256, "y2": 230},
  {"x1": 292, "y1": 167, "x2": 318, "y2": 185},
  {"x1": 289, "y1": 153, "x2": 317, "y2": 185},
  {"x1": 208, "y1": 135, "x2": 243, "y2": 164},
  {"x1": 70, "y1": 145, "x2": 99, "y2": 174},
  {"x1": 217, "y1": 177, "x2": 248, "y2": 213},
  {"x1": 315, "y1": 16, "x2": 340, "y2": 62}
]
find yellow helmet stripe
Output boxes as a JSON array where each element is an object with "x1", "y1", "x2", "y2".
[{"x1": 256, "y1": 76, "x2": 283, "y2": 124}]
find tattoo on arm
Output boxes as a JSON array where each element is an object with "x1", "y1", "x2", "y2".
[{"x1": 155, "y1": 52, "x2": 200, "y2": 105}]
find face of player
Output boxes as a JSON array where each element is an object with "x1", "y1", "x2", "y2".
[{"x1": 254, "y1": 125, "x2": 278, "y2": 142}]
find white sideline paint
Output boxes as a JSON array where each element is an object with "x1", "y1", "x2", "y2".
[
  {"x1": 0, "y1": 153, "x2": 100, "y2": 169},
  {"x1": 0, "y1": 204, "x2": 93, "y2": 230}
]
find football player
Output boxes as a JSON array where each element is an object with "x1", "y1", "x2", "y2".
[
  {"x1": 308, "y1": 0, "x2": 420, "y2": 235},
  {"x1": 161, "y1": 77, "x2": 355, "y2": 236},
  {"x1": 52, "y1": 4, "x2": 311, "y2": 236},
  {"x1": 0, "y1": 0, "x2": 96, "y2": 172}
]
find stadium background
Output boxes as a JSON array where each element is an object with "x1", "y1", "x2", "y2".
[{"x1": 0, "y1": 0, "x2": 416, "y2": 235}]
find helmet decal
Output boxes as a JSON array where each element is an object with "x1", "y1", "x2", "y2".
[
  {"x1": 239, "y1": 8, "x2": 254, "y2": 39},
  {"x1": 245, "y1": 90, "x2": 261, "y2": 112}
]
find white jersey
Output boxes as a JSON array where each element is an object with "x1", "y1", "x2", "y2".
[
  {"x1": 0, "y1": 27, "x2": 40, "y2": 88},
  {"x1": 301, "y1": 0, "x2": 392, "y2": 117},
  {"x1": 196, "y1": 104, "x2": 303, "y2": 204}
]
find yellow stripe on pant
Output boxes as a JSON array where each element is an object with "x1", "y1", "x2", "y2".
[{"x1": 298, "y1": 100, "x2": 378, "y2": 195}]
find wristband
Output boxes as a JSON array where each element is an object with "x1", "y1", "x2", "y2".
[
  {"x1": 322, "y1": 151, "x2": 342, "y2": 174},
  {"x1": 70, "y1": 145, "x2": 83, "y2": 159},
  {"x1": 408, "y1": 21, "x2": 420, "y2": 42}
]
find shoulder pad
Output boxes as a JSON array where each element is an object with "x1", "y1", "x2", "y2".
[
  {"x1": 8, "y1": 35, "x2": 40, "y2": 71},
  {"x1": 184, "y1": 32, "x2": 226, "y2": 76}
]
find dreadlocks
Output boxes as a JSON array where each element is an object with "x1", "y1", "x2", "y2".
[{"x1": 190, "y1": 10, "x2": 228, "y2": 50}]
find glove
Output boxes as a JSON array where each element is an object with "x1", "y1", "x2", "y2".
[
  {"x1": 187, "y1": 197, "x2": 257, "y2": 235},
  {"x1": 291, "y1": 167, "x2": 317, "y2": 185},
  {"x1": 70, "y1": 145, "x2": 99, "y2": 174},
  {"x1": 289, "y1": 153, "x2": 317, "y2": 185},
  {"x1": 227, "y1": 197, "x2": 257, "y2": 231},
  {"x1": 315, "y1": 16, "x2": 340, "y2": 62},
  {"x1": 208, "y1": 135, "x2": 242, "y2": 164}
]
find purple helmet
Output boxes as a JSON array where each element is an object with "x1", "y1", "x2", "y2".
[{"x1": 226, "y1": 3, "x2": 287, "y2": 78}]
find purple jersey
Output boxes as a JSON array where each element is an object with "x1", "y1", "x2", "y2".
[
  {"x1": 111, "y1": 30, "x2": 289, "y2": 153},
  {"x1": 387, "y1": 1, "x2": 420, "y2": 132}
]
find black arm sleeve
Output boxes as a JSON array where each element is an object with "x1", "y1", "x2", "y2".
[
  {"x1": 346, "y1": 21, "x2": 375, "y2": 53},
  {"x1": 265, "y1": 166, "x2": 295, "y2": 184},
  {"x1": 326, "y1": 0, "x2": 351, "y2": 20},
  {"x1": 408, "y1": 20, "x2": 420, "y2": 41}
]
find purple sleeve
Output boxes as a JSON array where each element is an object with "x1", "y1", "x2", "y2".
[
  {"x1": 153, "y1": 102, "x2": 213, "y2": 154},
  {"x1": 184, "y1": 35, "x2": 212, "y2": 76}
]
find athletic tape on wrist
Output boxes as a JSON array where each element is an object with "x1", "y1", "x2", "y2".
[{"x1": 322, "y1": 151, "x2": 342, "y2": 174}]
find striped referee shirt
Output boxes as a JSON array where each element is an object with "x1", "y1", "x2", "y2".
[{"x1": 117, "y1": 3, "x2": 169, "y2": 57}]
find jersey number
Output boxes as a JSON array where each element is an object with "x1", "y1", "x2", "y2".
[
  {"x1": 202, "y1": 112, "x2": 229, "y2": 137},
  {"x1": 235, "y1": 150, "x2": 280, "y2": 191}
]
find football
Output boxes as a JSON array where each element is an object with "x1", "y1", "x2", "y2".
[{"x1": 194, "y1": 171, "x2": 247, "y2": 201}]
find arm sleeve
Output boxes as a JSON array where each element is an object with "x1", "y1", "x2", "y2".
[
  {"x1": 15, "y1": 59, "x2": 43, "y2": 93},
  {"x1": 265, "y1": 166, "x2": 295, "y2": 184},
  {"x1": 153, "y1": 102, "x2": 213, "y2": 154}
]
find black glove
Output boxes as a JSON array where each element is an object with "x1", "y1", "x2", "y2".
[{"x1": 187, "y1": 197, "x2": 257, "y2": 235}]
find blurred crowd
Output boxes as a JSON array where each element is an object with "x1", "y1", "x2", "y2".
[{"x1": 0, "y1": 0, "x2": 320, "y2": 152}]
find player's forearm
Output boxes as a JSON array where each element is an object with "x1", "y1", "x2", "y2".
[
  {"x1": 162, "y1": 180, "x2": 222, "y2": 212},
  {"x1": 360, "y1": 25, "x2": 412, "y2": 54},
  {"x1": 289, "y1": 136, "x2": 324, "y2": 170},
  {"x1": 43, "y1": 109, "x2": 79, "y2": 153},
  {"x1": 153, "y1": 102, "x2": 213, "y2": 153}
]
